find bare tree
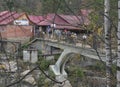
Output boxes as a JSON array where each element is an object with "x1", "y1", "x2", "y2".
[{"x1": 104, "y1": 0, "x2": 112, "y2": 87}]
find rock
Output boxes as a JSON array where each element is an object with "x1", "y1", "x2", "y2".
[
  {"x1": 54, "y1": 75, "x2": 72, "y2": 87},
  {"x1": 3, "y1": 61, "x2": 17, "y2": 72},
  {"x1": 21, "y1": 70, "x2": 30, "y2": 76},
  {"x1": 23, "y1": 76, "x2": 36, "y2": 85}
]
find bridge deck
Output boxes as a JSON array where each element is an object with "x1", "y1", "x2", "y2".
[{"x1": 29, "y1": 38, "x2": 106, "y2": 62}]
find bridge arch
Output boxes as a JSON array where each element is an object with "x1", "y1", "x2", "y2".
[
  {"x1": 60, "y1": 53, "x2": 79, "y2": 75},
  {"x1": 50, "y1": 49, "x2": 82, "y2": 77}
]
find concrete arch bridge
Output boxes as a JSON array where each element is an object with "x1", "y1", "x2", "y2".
[{"x1": 28, "y1": 38, "x2": 107, "y2": 77}]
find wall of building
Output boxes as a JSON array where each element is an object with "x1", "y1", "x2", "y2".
[
  {"x1": 0, "y1": 25, "x2": 33, "y2": 39},
  {"x1": 0, "y1": 26, "x2": 7, "y2": 38}
]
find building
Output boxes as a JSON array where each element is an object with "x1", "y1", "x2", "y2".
[
  {"x1": 0, "y1": 11, "x2": 43, "y2": 43},
  {"x1": 0, "y1": 11, "x2": 43, "y2": 52},
  {"x1": 38, "y1": 13, "x2": 90, "y2": 34},
  {"x1": 0, "y1": 10, "x2": 91, "y2": 42}
]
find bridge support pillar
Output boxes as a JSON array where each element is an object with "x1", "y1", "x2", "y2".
[
  {"x1": 50, "y1": 49, "x2": 71, "y2": 77},
  {"x1": 50, "y1": 49, "x2": 72, "y2": 87}
]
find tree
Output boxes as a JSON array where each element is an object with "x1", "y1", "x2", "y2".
[
  {"x1": 104, "y1": 0, "x2": 112, "y2": 87},
  {"x1": 40, "y1": 0, "x2": 60, "y2": 14}
]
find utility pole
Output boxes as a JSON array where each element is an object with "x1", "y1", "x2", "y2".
[
  {"x1": 104, "y1": 0, "x2": 112, "y2": 87},
  {"x1": 117, "y1": 1, "x2": 120, "y2": 87}
]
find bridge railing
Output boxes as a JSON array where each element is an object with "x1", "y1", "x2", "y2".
[{"x1": 34, "y1": 32, "x2": 105, "y2": 51}]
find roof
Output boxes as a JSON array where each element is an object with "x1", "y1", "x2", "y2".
[
  {"x1": 0, "y1": 11, "x2": 44, "y2": 25},
  {"x1": 39, "y1": 13, "x2": 90, "y2": 30},
  {"x1": 0, "y1": 10, "x2": 90, "y2": 30},
  {"x1": 59, "y1": 15, "x2": 81, "y2": 26},
  {"x1": 0, "y1": 11, "x2": 9, "y2": 16},
  {"x1": 0, "y1": 11, "x2": 25, "y2": 25},
  {"x1": 38, "y1": 20, "x2": 51, "y2": 26},
  {"x1": 28, "y1": 15, "x2": 44, "y2": 24},
  {"x1": 39, "y1": 14, "x2": 69, "y2": 26},
  {"x1": 59, "y1": 14, "x2": 90, "y2": 26}
]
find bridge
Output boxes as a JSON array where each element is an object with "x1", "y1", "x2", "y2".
[{"x1": 28, "y1": 38, "x2": 106, "y2": 76}]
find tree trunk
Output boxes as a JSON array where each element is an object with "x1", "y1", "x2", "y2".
[
  {"x1": 117, "y1": 1, "x2": 120, "y2": 87},
  {"x1": 104, "y1": 0, "x2": 112, "y2": 87}
]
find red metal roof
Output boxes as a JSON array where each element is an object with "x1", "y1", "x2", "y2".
[
  {"x1": 0, "y1": 12, "x2": 16, "y2": 22},
  {"x1": 28, "y1": 15, "x2": 44, "y2": 24},
  {"x1": 0, "y1": 11, "x2": 25, "y2": 25},
  {"x1": 0, "y1": 11, "x2": 44, "y2": 25},
  {"x1": 59, "y1": 15, "x2": 81, "y2": 26},
  {"x1": 38, "y1": 13, "x2": 90, "y2": 30},
  {"x1": 0, "y1": 10, "x2": 90, "y2": 30},
  {"x1": 0, "y1": 13, "x2": 24, "y2": 25},
  {"x1": 38, "y1": 14, "x2": 81, "y2": 30},
  {"x1": 38, "y1": 20, "x2": 51, "y2": 26},
  {"x1": 59, "y1": 14, "x2": 90, "y2": 26},
  {"x1": 39, "y1": 14, "x2": 70, "y2": 26},
  {"x1": 0, "y1": 11, "x2": 9, "y2": 16}
]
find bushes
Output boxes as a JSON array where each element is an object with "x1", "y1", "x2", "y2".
[
  {"x1": 76, "y1": 68, "x2": 85, "y2": 79},
  {"x1": 37, "y1": 58, "x2": 50, "y2": 70},
  {"x1": 37, "y1": 57, "x2": 55, "y2": 87},
  {"x1": 21, "y1": 44, "x2": 29, "y2": 49},
  {"x1": 67, "y1": 66, "x2": 85, "y2": 79},
  {"x1": 86, "y1": 62, "x2": 105, "y2": 73}
]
